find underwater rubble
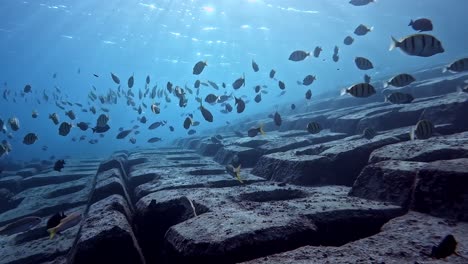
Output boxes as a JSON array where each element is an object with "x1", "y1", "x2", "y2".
[{"x1": 0, "y1": 71, "x2": 468, "y2": 264}]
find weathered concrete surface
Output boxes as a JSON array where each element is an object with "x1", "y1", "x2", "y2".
[
  {"x1": 242, "y1": 212, "x2": 468, "y2": 264},
  {"x1": 135, "y1": 183, "x2": 402, "y2": 264}
]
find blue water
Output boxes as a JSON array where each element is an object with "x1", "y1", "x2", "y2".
[{"x1": 0, "y1": 0, "x2": 467, "y2": 161}]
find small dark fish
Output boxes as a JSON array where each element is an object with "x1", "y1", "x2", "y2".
[
  {"x1": 307, "y1": 122, "x2": 321, "y2": 134},
  {"x1": 302, "y1": 75, "x2": 316, "y2": 86},
  {"x1": 252, "y1": 60, "x2": 259, "y2": 72},
  {"x1": 355, "y1": 57, "x2": 374, "y2": 70},
  {"x1": 148, "y1": 137, "x2": 162, "y2": 143},
  {"x1": 225, "y1": 103, "x2": 233, "y2": 112},
  {"x1": 92, "y1": 124, "x2": 110, "y2": 133},
  {"x1": 76, "y1": 122, "x2": 89, "y2": 131},
  {"x1": 254, "y1": 85, "x2": 261, "y2": 93},
  {"x1": 167, "y1": 81, "x2": 173, "y2": 93},
  {"x1": 291, "y1": 104, "x2": 296, "y2": 110},
  {"x1": 278, "y1": 81, "x2": 286, "y2": 90},
  {"x1": 205, "y1": 94, "x2": 219, "y2": 104},
  {"x1": 169, "y1": 126, "x2": 174, "y2": 132},
  {"x1": 385, "y1": 92, "x2": 414, "y2": 104},
  {"x1": 349, "y1": 0, "x2": 375, "y2": 6},
  {"x1": 313, "y1": 46, "x2": 322, "y2": 58},
  {"x1": 146, "y1": 75, "x2": 150, "y2": 84},
  {"x1": 47, "y1": 212, "x2": 66, "y2": 229},
  {"x1": 24, "y1": 84, "x2": 32, "y2": 93},
  {"x1": 200, "y1": 104, "x2": 214, "y2": 122},
  {"x1": 254, "y1": 94, "x2": 262, "y2": 103},
  {"x1": 149, "y1": 121, "x2": 165, "y2": 130},
  {"x1": 411, "y1": 120, "x2": 434, "y2": 140},
  {"x1": 129, "y1": 138, "x2": 137, "y2": 144},
  {"x1": 341, "y1": 83, "x2": 376, "y2": 98},
  {"x1": 354, "y1": 24, "x2": 373, "y2": 36},
  {"x1": 289, "y1": 50, "x2": 310, "y2": 61},
  {"x1": 344, "y1": 36, "x2": 354, "y2": 45},
  {"x1": 140, "y1": 116, "x2": 147, "y2": 124},
  {"x1": 111, "y1": 72, "x2": 120, "y2": 84},
  {"x1": 53, "y1": 73, "x2": 57, "y2": 78},
  {"x1": 193, "y1": 61, "x2": 207, "y2": 75},
  {"x1": 431, "y1": 234, "x2": 457, "y2": 259},
  {"x1": 274, "y1": 112, "x2": 282, "y2": 126},
  {"x1": 59, "y1": 122, "x2": 72, "y2": 136},
  {"x1": 54, "y1": 160, "x2": 66, "y2": 172},
  {"x1": 364, "y1": 74, "x2": 371, "y2": 84},
  {"x1": 93, "y1": 74, "x2": 99, "y2": 78},
  {"x1": 232, "y1": 74, "x2": 245, "y2": 90},
  {"x1": 128, "y1": 74, "x2": 134, "y2": 88},
  {"x1": 222, "y1": 82, "x2": 226, "y2": 88},
  {"x1": 305, "y1": 89, "x2": 312, "y2": 99},
  {"x1": 194, "y1": 80, "x2": 201, "y2": 88},
  {"x1": 248, "y1": 125, "x2": 265, "y2": 137},
  {"x1": 208, "y1": 80, "x2": 219, "y2": 90},
  {"x1": 269, "y1": 69, "x2": 276, "y2": 79},
  {"x1": 116, "y1": 129, "x2": 132, "y2": 139},
  {"x1": 409, "y1": 18, "x2": 433, "y2": 32},
  {"x1": 188, "y1": 129, "x2": 196, "y2": 135},
  {"x1": 235, "y1": 97, "x2": 245, "y2": 113}
]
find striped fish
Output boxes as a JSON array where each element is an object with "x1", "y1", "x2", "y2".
[
  {"x1": 411, "y1": 120, "x2": 434, "y2": 140},
  {"x1": 385, "y1": 92, "x2": 414, "y2": 104},
  {"x1": 389, "y1": 34, "x2": 444, "y2": 57},
  {"x1": 8, "y1": 117, "x2": 20, "y2": 131},
  {"x1": 307, "y1": 122, "x2": 321, "y2": 134},
  {"x1": 355, "y1": 57, "x2": 374, "y2": 70},
  {"x1": 341, "y1": 83, "x2": 376, "y2": 98},
  {"x1": 23, "y1": 133, "x2": 38, "y2": 145},
  {"x1": 96, "y1": 114, "x2": 109, "y2": 127},
  {"x1": 363, "y1": 127, "x2": 377, "y2": 139},
  {"x1": 443, "y1": 58, "x2": 468, "y2": 73},
  {"x1": 59, "y1": 122, "x2": 72, "y2": 136},
  {"x1": 384, "y1": 73, "x2": 416, "y2": 88},
  {"x1": 49, "y1": 113, "x2": 60, "y2": 125}
]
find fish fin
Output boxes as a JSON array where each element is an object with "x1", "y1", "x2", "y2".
[
  {"x1": 340, "y1": 88, "x2": 348, "y2": 96},
  {"x1": 408, "y1": 20, "x2": 413, "y2": 26},
  {"x1": 389, "y1": 36, "x2": 399, "y2": 51},
  {"x1": 369, "y1": 26, "x2": 374, "y2": 32},
  {"x1": 259, "y1": 124, "x2": 265, "y2": 135},
  {"x1": 383, "y1": 82, "x2": 389, "y2": 88},
  {"x1": 442, "y1": 67, "x2": 448, "y2": 73},
  {"x1": 47, "y1": 227, "x2": 57, "y2": 239}
]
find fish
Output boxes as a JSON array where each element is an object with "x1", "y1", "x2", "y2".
[
  {"x1": 289, "y1": 50, "x2": 310, "y2": 61},
  {"x1": 93, "y1": 74, "x2": 99, "y2": 78},
  {"x1": 129, "y1": 138, "x2": 137, "y2": 144},
  {"x1": 274, "y1": 112, "x2": 282, "y2": 126},
  {"x1": 232, "y1": 74, "x2": 245, "y2": 89},
  {"x1": 363, "y1": 127, "x2": 377, "y2": 139},
  {"x1": 364, "y1": 74, "x2": 371, "y2": 84},
  {"x1": 278, "y1": 81, "x2": 286, "y2": 90},
  {"x1": 148, "y1": 137, "x2": 162, "y2": 143},
  {"x1": 47, "y1": 212, "x2": 82, "y2": 239},
  {"x1": 305, "y1": 89, "x2": 312, "y2": 100},
  {"x1": 59, "y1": 122, "x2": 72, "y2": 136},
  {"x1": 344, "y1": 36, "x2": 354, "y2": 45},
  {"x1": 92, "y1": 124, "x2": 110, "y2": 133},
  {"x1": 76, "y1": 122, "x2": 88, "y2": 131},
  {"x1": 194, "y1": 80, "x2": 201, "y2": 88},
  {"x1": 200, "y1": 104, "x2": 214, "y2": 122},
  {"x1": 65, "y1": 110, "x2": 76, "y2": 120},
  {"x1": 193, "y1": 61, "x2": 207, "y2": 75},
  {"x1": 409, "y1": 18, "x2": 433, "y2": 32},
  {"x1": 254, "y1": 94, "x2": 262, "y2": 103},
  {"x1": 149, "y1": 121, "x2": 165, "y2": 130},
  {"x1": 23, "y1": 133, "x2": 38, "y2": 145},
  {"x1": 254, "y1": 85, "x2": 261, "y2": 93},
  {"x1": 151, "y1": 104, "x2": 160, "y2": 114},
  {"x1": 24, "y1": 84, "x2": 32, "y2": 93},
  {"x1": 247, "y1": 125, "x2": 265, "y2": 137},
  {"x1": 207, "y1": 80, "x2": 219, "y2": 90},
  {"x1": 90, "y1": 106, "x2": 96, "y2": 114},
  {"x1": 54, "y1": 160, "x2": 65, "y2": 172},
  {"x1": 410, "y1": 120, "x2": 434, "y2": 140},
  {"x1": 340, "y1": 83, "x2": 376, "y2": 98},
  {"x1": 226, "y1": 164, "x2": 243, "y2": 183},
  {"x1": 169, "y1": 126, "x2": 174, "y2": 132},
  {"x1": 225, "y1": 104, "x2": 233, "y2": 112},
  {"x1": 431, "y1": 235, "x2": 458, "y2": 259},
  {"x1": 269, "y1": 69, "x2": 276, "y2": 79},
  {"x1": 307, "y1": 122, "x2": 321, "y2": 134},
  {"x1": 53, "y1": 73, "x2": 57, "y2": 78},
  {"x1": 235, "y1": 97, "x2": 246, "y2": 113},
  {"x1": 188, "y1": 129, "x2": 196, "y2": 135},
  {"x1": 303, "y1": 75, "x2": 316, "y2": 86},
  {"x1": 349, "y1": 0, "x2": 375, "y2": 6},
  {"x1": 8, "y1": 117, "x2": 20, "y2": 131},
  {"x1": 205, "y1": 94, "x2": 219, "y2": 104},
  {"x1": 385, "y1": 92, "x2": 415, "y2": 105},
  {"x1": 32, "y1": 110, "x2": 39, "y2": 119},
  {"x1": 128, "y1": 74, "x2": 134, "y2": 88},
  {"x1": 355, "y1": 57, "x2": 374, "y2": 70},
  {"x1": 291, "y1": 104, "x2": 296, "y2": 110},
  {"x1": 222, "y1": 82, "x2": 226, "y2": 88},
  {"x1": 116, "y1": 129, "x2": 132, "y2": 139},
  {"x1": 384, "y1": 73, "x2": 416, "y2": 88},
  {"x1": 313, "y1": 46, "x2": 322, "y2": 58},
  {"x1": 49, "y1": 113, "x2": 60, "y2": 125},
  {"x1": 333, "y1": 53, "x2": 339, "y2": 62},
  {"x1": 47, "y1": 212, "x2": 67, "y2": 230},
  {"x1": 0, "y1": 216, "x2": 42, "y2": 236},
  {"x1": 252, "y1": 60, "x2": 259, "y2": 72},
  {"x1": 96, "y1": 114, "x2": 109, "y2": 127},
  {"x1": 389, "y1": 34, "x2": 444, "y2": 57},
  {"x1": 443, "y1": 58, "x2": 468, "y2": 73},
  {"x1": 111, "y1": 72, "x2": 120, "y2": 84},
  {"x1": 146, "y1": 75, "x2": 150, "y2": 84},
  {"x1": 354, "y1": 24, "x2": 373, "y2": 36}
]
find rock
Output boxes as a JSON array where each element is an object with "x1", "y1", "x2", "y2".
[
  {"x1": 16, "y1": 168, "x2": 38, "y2": 178},
  {"x1": 197, "y1": 142, "x2": 223, "y2": 156},
  {"x1": 242, "y1": 212, "x2": 468, "y2": 264},
  {"x1": 213, "y1": 145, "x2": 262, "y2": 167},
  {"x1": 369, "y1": 131, "x2": 468, "y2": 163},
  {"x1": 73, "y1": 195, "x2": 145, "y2": 264},
  {"x1": 350, "y1": 158, "x2": 468, "y2": 221},
  {"x1": 0, "y1": 176, "x2": 22, "y2": 193}
]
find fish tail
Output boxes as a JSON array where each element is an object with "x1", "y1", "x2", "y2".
[
  {"x1": 383, "y1": 82, "x2": 389, "y2": 88},
  {"x1": 389, "y1": 36, "x2": 399, "y2": 51},
  {"x1": 259, "y1": 124, "x2": 265, "y2": 135},
  {"x1": 408, "y1": 20, "x2": 413, "y2": 26},
  {"x1": 369, "y1": 26, "x2": 374, "y2": 31},
  {"x1": 442, "y1": 67, "x2": 448, "y2": 73},
  {"x1": 47, "y1": 227, "x2": 57, "y2": 239},
  {"x1": 340, "y1": 88, "x2": 348, "y2": 96}
]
